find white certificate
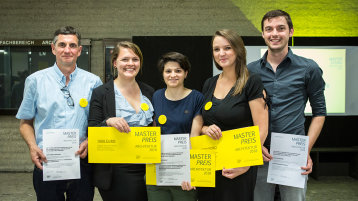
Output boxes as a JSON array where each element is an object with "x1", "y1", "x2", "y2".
[
  {"x1": 156, "y1": 134, "x2": 190, "y2": 186},
  {"x1": 267, "y1": 132, "x2": 308, "y2": 188},
  {"x1": 43, "y1": 129, "x2": 80, "y2": 181}
]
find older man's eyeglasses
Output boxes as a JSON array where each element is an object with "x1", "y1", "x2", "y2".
[{"x1": 61, "y1": 87, "x2": 74, "y2": 107}]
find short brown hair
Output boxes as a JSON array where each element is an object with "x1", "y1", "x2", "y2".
[
  {"x1": 261, "y1": 10, "x2": 293, "y2": 31},
  {"x1": 157, "y1": 52, "x2": 191, "y2": 74},
  {"x1": 53, "y1": 26, "x2": 81, "y2": 45}
]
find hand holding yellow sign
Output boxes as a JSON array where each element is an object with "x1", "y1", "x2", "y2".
[
  {"x1": 191, "y1": 126, "x2": 263, "y2": 170},
  {"x1": 88, "y1": 127, "x2": 161, "y2": 163}
]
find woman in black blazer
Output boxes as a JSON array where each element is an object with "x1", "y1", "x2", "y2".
[{"x1": 88, "y1": 41, "x2": 154, "y2": 201}]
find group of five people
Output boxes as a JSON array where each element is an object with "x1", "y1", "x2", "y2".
[{"x1": 16, "y1": 9, "x2": 326, "y2": 201}]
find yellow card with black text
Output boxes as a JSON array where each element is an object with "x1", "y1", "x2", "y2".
[
  {"x1": 218, "y1": 126, "x2": 263, "y2": 170},
  {"x1": 145, "y1": 164, "x2": 157, "y2": 185},
  {"x1": 190, "y1": 149, "x2": 215, "y2": 187},
  {"x1": 190, "y1": 126, "x2": 263, "y2": 170},
  {"x1": 88, "y1": 127, "x2": 161, "y2": 163}
]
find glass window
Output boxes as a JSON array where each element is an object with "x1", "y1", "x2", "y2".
[
  {"x1": 0, "y1": 43, "x2": 90, "y2": 113},
  {"x1": 104, "y1": 39, "x2": 131, "y2": 83}
]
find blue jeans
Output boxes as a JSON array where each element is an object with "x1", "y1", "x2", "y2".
[
  {"x1": 254, "y1": 162, "x2": 307, "y2": 201},
  {"x1": 33, "y1": 158, "x2": 94, "y2": 201}
]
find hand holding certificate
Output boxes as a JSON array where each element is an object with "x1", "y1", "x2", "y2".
[
  {"x1": 88, "y1": 127, "x2": 161, "y2": 163},
  {"x1": 43, "y1": 129, "x2": 80, "y2": 181},
  {"x1": 267, "y1": 132, "x2": 309, "y2": 188}
]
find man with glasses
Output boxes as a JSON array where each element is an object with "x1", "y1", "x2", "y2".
[{"x1": 16, "y1": 26, "x2": 102, "y2": 201}]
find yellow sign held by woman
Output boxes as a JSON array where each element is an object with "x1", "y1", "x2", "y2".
[
  {"x1": 191, "y1": 126, "x2": 263, "y2": 170},
  {"x1": 88, "y1": 127, "x2": 161, "y2": 163}
]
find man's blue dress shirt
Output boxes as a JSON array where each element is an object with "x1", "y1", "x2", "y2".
[{"x1": 16, "y1": 63, "x2": 102, "y2": 149}]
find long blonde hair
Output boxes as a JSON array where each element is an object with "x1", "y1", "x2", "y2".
[{"x1": 212, "y1": 29, "x2": 249, "y2": 95}]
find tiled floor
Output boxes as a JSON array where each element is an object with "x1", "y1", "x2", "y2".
[{"x1": 0, "y1": 173, "x2": 357, "y2": 201}]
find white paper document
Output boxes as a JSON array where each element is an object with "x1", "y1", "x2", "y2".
[
  {"x1": 43, "y1": 129, "x2": 80, "y2": 181},
  {"x1": 156, "y1": 134, "x2": 190, "y2": 186},
  {"x1": 267, "y1": 132, "x2": 309, "y2": 188}
]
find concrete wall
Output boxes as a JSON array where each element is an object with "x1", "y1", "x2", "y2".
[
  {"x1": 0, "y1": 0, "x2": 260, "y2": 171},
  {"x1": 0, "y1": 0, "x2": 259, "y2": 38},
  {"x1": 0, "y1": 0, "x2": 260, "y2": 80},
  {"x1": 0, "y1": 116, "x2": 33, "y2": 171}
]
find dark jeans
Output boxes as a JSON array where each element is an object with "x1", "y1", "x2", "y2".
[{"x1": 33, "y1": 158, "x2": 94, "y2": 201}]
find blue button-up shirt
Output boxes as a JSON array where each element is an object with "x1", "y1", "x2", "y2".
[
  {"x1": 114, "y1": 82, "x2": 154, "y2": 127},
  {"x1": 16, "y1": 63, "x2": 102, "y2": 149},
  {"x1": 248, "y1": 48, "x2": 326, "y2": 139}
]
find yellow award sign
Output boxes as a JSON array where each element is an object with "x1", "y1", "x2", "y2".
[
  {"x1": 88, "y1": 127, "x2": 161, "y2": 163},
  {"x1": 190, "y1": 149, "x2": 215, "y2": 187},
  {"x1": 191, "y1": 126, "x2": 263, "y2": 170},
  {"x1": 145, "y1": 164, "x2": 157, "y2": 185}
]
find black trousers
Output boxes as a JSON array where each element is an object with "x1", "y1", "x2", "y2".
[
  {"x1": 197, "y1": 166, "x2": 257, "y2": 201},
  {"x1": 33, "y1": 158, "x2": 94, "y2": 201},
  {"x1": 98, "y1": 164, "x2": 148, "y2": 201}
]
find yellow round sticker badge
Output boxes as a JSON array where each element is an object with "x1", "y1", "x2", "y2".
[
  {"x1": 158, "y1": 115, "x2": 167, "y2": 125},
  {"x1": 204, "y1": 101, "x2": 212, "y2": 110},
  {"x1": 141, "y1": 103, "x2": 149, "y2": 111},
  {"x1": 79, "y1": 98, "x2": 88, "y2": 108}
]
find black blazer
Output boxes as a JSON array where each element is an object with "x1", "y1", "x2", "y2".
[{"x1": 88, "y1": 79, "x2": 154, "y2": 190}]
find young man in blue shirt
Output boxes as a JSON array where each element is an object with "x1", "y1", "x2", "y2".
[
  {"x1": 248, "y1": 10, "x2": 326, "y2": 201},
  {"x1": 16, "y1": 26, "x2": 102, "y2": 201}
]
